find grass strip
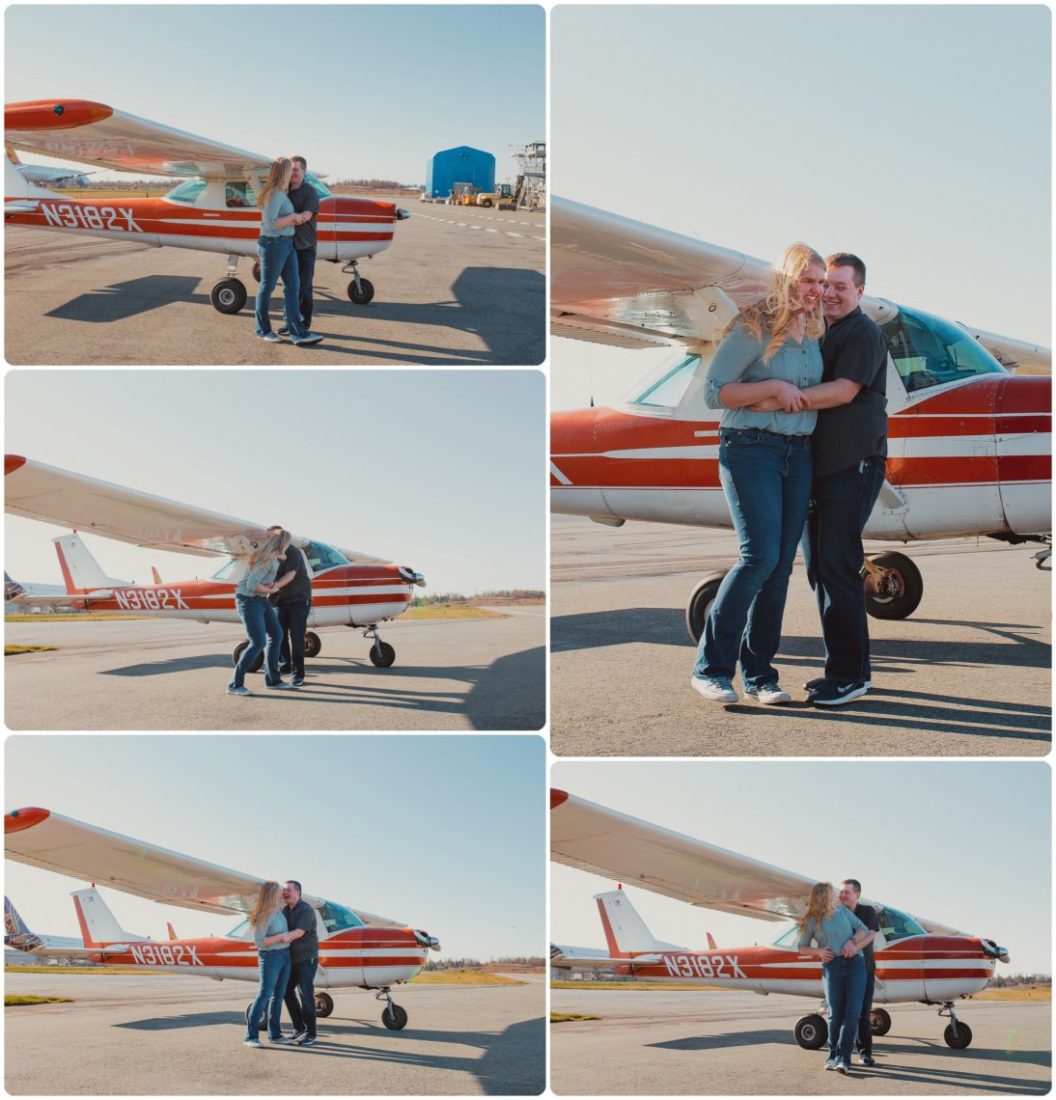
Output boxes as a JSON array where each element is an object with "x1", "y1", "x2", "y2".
[{"x1": 5, "y1": 995, "x2": 73, "y2": 1006}]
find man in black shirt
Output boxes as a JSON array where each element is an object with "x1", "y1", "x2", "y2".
[
  {"x1": 279, "y1": 156, "x2": 320, "y2": 338},
  {"x1": 269, "y1": 527, "x2": 312, "y2": 687},
  {"x1": 281, "y1": 879, "x2": 319, "y2": 1046},
  {"x1": 800, "y1": 254, "x2": 889, "y2": 706},
  {"x1": 839, "y1": 878, "x2": 881, "y2": 1066}
]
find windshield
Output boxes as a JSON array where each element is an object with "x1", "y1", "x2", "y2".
[
  {"x1": 770, "y1": 905, "x2": 927, "y2": 948},
  {"x1": 302, "y1": 541, "x2": 348, "y2": 573},
  {"x1": 318, "y1": 900, "x2": 365, "y2": 933},
  {"x1": 881, "y1": 305, "x2": 1006, "y2": 394},
  {"x1": 628, "y1": 353, "x2": 701, "y2": 409},
  {"x1": 166, "y1": 178, "x2": 207, "y2": 204},
  {"x1": 305, "y1": 172, "x2": 332, "y2": 198},
  {"x1": 225, "y1": 917, "x2": 254, "y2": 940},
  {"x1": 211, "y1": 558, "x2": 242, "y2": 581}
]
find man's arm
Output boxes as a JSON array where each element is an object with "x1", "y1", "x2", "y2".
[{"x1": 799, "y1": 377, "x2": 862, "y2": 409}]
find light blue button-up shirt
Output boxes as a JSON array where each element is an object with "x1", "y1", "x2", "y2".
[
  {"x1": 235, "y1": 558, "x2": 278, "y2": 599},
  {"x1": 704, "y1": 322, "x2": 823, "y2": 436},
  {"x1": 260, "y1": 190, "x2": 295, "y2": 237},
  {"x1": 797, "y1": 905, "x2": 869, "y2": 952},
  {"x1": 254, "y1": 908, "x2": 289, "y2": 953}
]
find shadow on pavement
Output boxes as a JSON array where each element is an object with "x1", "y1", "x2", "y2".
[{"x1": 46, "y1": 276, "x2": 203, "y2": 322}]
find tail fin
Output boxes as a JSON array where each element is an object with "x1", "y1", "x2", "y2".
[
  {"x1": 151, "y1": 567, "x2": 163, "y2": 585},
  {"x1": 72, "y1": 888, "x2": 145, "y2": 947},
  {"x1": 166, "y1": 921, "x2": 178, "y2": 941},
  {"x1": 53, "y1": 533, "x2": 127, "y2": 593},
  {"x1": 5, "y1": 572, "x2": 25, "y2": 600},
  {"x1": 5, "y1": 896, "x2": 41, "y2": 950},
  {"x1": 595, "y1": 889, "x2": 685, "y2": 958},
  {"x1": 706, "y1": 932, "x2": 718, "y2": 951}
]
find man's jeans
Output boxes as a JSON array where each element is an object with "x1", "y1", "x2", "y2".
[
  {"x1": 255, "y1": 236, "x2": 309, "y2": 339},
  {"x1": 244, "y1": 948, "x2": 291, "y2": 1041},
  {"x1": 294, "y1": 245, "x2": 317, "y2": 329},
  {"x1": 229, "y1": 595, "x2": 283, "y2": 689},
  {"x1": 823, "y1": 954, "x2": 867, "y2": 1064},
  {"x1": 802, "y1": 455, "x2": 886, "y2": 682},
  {"x1": 694, "y1": 429, "x2": 813, "y2": 691},
  {"x1": 277, "y1": 599, "x2": 310, "y2": 679},
  {"x1": 857, "y1": 965, "x2": 876, "y2": 1056},
  {"x1": 284, "y1": 956, "x2": 318, "y2": 1039}
]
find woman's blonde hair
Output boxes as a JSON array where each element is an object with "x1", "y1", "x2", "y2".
[
  {"x1": 798, "y1": 881, "x2": 836, "y2": 933},
  {"x1": 249, "y1": 881, "x2": 283, "y2": 931},
  {"x1": 257, "y1": 158, "x2": 293, "y2": 211},
  {"x1": 733, "y1": 242, "x2": 826, "y2": 363},
  {"x1": 248, "y1": 529, "x2": 290, "y2": 568}
]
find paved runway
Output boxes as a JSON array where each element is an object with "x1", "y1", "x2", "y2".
[
  {"x1": 4, "y1": 609, "x2": 545, "y2": 730},
  {"x1": 551, "y1": 516, "x2": 1051, "y2": 756},
  {"x1": 4, "y1": 971, "x2": 544, "y2": 1095},
  {"x1": 550, "y1": 988, "x2": 1051, "y2": 1095},
  {"x1": 4, "y1": 203, "x2": 545, "y2": 365}
]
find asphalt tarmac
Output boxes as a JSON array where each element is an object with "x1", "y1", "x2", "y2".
[
  {"x1": 4, "y1": 971, "x2": 545, "y2": 1095},
  {"x1": 4, "y1": 608, "x2": 545, "y2": 731},
  {"x1": 4, "y1": 202, "x2": 545, "y2": 365},
  {"x1": 551, "y1": 516, "x2": 1051, "y2": 756},
  {"x1": 550, "y1": 988, "x2": 1051, "y2": 1096}
]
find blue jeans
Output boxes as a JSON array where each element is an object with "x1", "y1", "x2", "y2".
[
  {"x1": 823, "y1": 954, "x2": 867, "y2": 1063},
  {"x1": 802, "y1": 456, "x2": 886, "y2": 682},
  {"x1": 229, "y1": 595, "x2": 283, "y2": 689},
  {"x1": 244, "y1": 947, "x2": 291, "y2": 1041},
  {"x1": 284, "y1": 956, "x2": 318, "y2": 1039},
  {"x1": 255, "y1": 236, "x2": 309, "y2": 339},
  {"x1": 694, "y1": 429, "x2": 813, "y2": 690}
]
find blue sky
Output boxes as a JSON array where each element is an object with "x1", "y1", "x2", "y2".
[
  {"x1": 4, "y1": 370, "x2": 544, "y2": 596},
  {"x1": 5, "y1": 5, "x2": 544, "y2": 184},
  {"x1": 552, "y1": 761, "x2": 1052, "y2": 975},
  {"x1": 5, "y1": 735, "x2": 545, "y2": 959},
  {"x1": 552, "y1": 5, "x2": 1051, "y2": 410}
]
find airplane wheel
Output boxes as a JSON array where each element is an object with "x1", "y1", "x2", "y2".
[
  {"x1": 369, "y1": 642, "x2": 396, "y2": 668},
  {"x1": 252, "y1": 260, "x2": 261, "y2": 283},
  {"x1": 863, "y1": 551, "x2": 923, "y2": 620},
  {"x1": 870, "y1": 1008, "x2": 892, "y2": 1036},
  {"x1": 943, "y1": 1021, "x2": 972, "y2": 1049},
  {"x1": 315, "y1": 992, "x2": 334, "y2": 1017},
  {"x1": 685, "y1": 571, "x2": 729, "y2": 643},
  {"x1": 246, "y1": 1003, "x2": 263, "y2": 1030},
  {"x1": 794, "y1": 1013, "x2": 828, "y2": 1050},
  {"x1": 382, "y1": 1003, "x2": 408, "y2": 1030},
  {"x1": 233, "y1": 641, "x2": 265, "y2": 674},
  {"x1": 348, "y1": 277, "x2": 375, "y2": 305},
  {"x1": 304, "y1": 631, "x2": 321, "y2": 659},
  {"x1": 211, "y1": 277, "x2": 247, "y2": 314}
]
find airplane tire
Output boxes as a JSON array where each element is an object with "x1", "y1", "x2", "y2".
[
  {"x1": 794, "y1": 1013, "x2": 828, "y2": 1050},
  {"x1": 233, "y1": 641, "x2": 265, "y2": 674},
  {"x1": 943, "y1": 1021, "x2": 972, "y2": 1049},
  {"x1": 863, "y1": 551, "x2": 923, "y2": 620},
  {"x1": 382, "y1": 1004, "x2": 408, "y2": 1031},
  {"x1": 211, "y1": 278, "x2": 247, "y2": 315},
  {"x1": 246, "y1": 1003, "x2": 263, "y2": 1030},
  {"x1": 685, "y1": 571, "x2": 729, "y2": 644},
  {"x1": 369, "y1": 641, "x2": 396, "y2": 668},
  {"x1": 304, "y1": 631, "x2": 322, "y2": 659},
  {"x1": 870, "y1": 1008, "x2": 892, "y2": 1036},
  {"x1": 252, "y1": 260, "x2": 261, "y2": 283},
  {"x1": 348, "y1": 277, "x2": 375, "y2": 305},
  {"x1": 315, "y1": 992, "x2": 334, "y2": 1017}
]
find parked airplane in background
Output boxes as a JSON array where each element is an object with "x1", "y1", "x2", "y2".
[
  {"x1": 551, "y1": 790, "x2": 1008, "y2": 1051},
  {"x1": 4, "y1": 99, "x2": 409, "y2": 313},
  {"x1": 5, "y1": 571, "x2": 78, "y2": 606},
  {"x1": 7, "y1": 149, "x2": 92, "y2": 188},
  {"x1": 6, "y1": 807, "x2": 441, "y2": 1029},
  {"x1": 550, "y1": 198, "x2": 1052, "y2": 637},
  {"x1": 5, "y1": 455, "x2": 426, "y2": 669}
]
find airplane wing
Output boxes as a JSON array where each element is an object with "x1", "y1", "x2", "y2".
[
  {"x1": 964, "y1": 326, "x2": 1051, "y2": 375},
  {"x1": 5, "y1": 99, "x2": 271, "y2": 179},
  {"x1": 5, "y1": 456, "x2": 388, "y2": 563},
  {"x1": 551, "y1": 790, "x2": 814, "y2": 922}
]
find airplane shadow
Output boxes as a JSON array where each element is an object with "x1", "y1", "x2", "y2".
[
  {"x1": 647, "y1": 1028, "x2": 790, "y2": 1051},
  {"x1": 102, "y1": 655, "x2": 231, "y2": 675},
  {"x1": 46, "y1": 276, "x2": 203, "y2": 322}
]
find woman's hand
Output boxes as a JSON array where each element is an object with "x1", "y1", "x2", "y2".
[
  {"x1": 819, "y1": 946, "x2": 835, "y2": 962},
  {"x1": 769, "y1": 380, "x2": 809, "y2": 413},
  {"x1": 840, "y1": 941, "x2": 859, "y2": 958}
]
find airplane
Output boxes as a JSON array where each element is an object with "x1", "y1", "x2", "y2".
[
  {"x1": 550, "y1": 198, "x2": 1052, "y2": 637},
  {"x1": 5, "y1": 455, "x2": 426, "y2": 671},
  {"x1": 4, "y1": 98, "x2": 410, "y2": 314},
  {"x1": 5, "y1": 895, "x2": 85, "y2": 955},
  {"x1": 5, "y1": 570, "x2": 79, "y2": 606},
  {"x1": 550, "y1": 789, "x2": 1009, "y2": 1052},
  {"x1": 7, "y1": 148, "x2": 93, "y2": 188},
  {"x1": 5, "y1": 807, "x2": 441, "y2": 1030}
]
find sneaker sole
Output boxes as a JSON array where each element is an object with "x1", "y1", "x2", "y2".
[
  {"x1": 690, "y1": 680, "x2": 739, "y2": 704},
  {"x1": 812, "y1": 687, "x2": 869, "y2": 706},
  {"x1": 745, "y1": 693, "x2": 793, "y2": 706},
  {"x1": 806, "y1": 680, "x2": 872, "y2": 693}
]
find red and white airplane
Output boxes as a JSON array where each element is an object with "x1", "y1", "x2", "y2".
[
  {"x1": 4, "y1": 99, "x2": 409, "y2": 314},
  {"x1": 550, "y1": 198, "x2": 1052, "y2": 635},
  {"x1": 6, "y1": 807, "x2": 440, "y2": 1030},
  {"x1": 551, "y1": 790, "x2": 1008, "y2": 1051},
  {"x1": 5, "y1": 455, "x2": 426, "y2": 670}
]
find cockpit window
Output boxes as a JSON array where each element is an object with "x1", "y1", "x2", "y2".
[
  {"x1": 882, "y1": 306, "x2": 1006, "y2": 394},
  {"x1": 302, "y1": 541, "x2": 348, "y2": 573},
  {"x1": 318, "y1": 900, "x2": 364, "y2": 932},
  {"x1": 211, "y1": 558, "x2": 242, "y2": 581},
  {"x1": 629, "y1": 354, "x2": 701, "y2": 409},
  {"x1": 875, "y1": 905, "x2": 926, "y2": 941},
  {"x1": 226, "y1": 917, "x2": 253, "y2": 940},
  {"x1": 305, "y1": 172, "x2": 332, "y2": 199},
  {"x1": 225, "y1": 181, "x2": 257, "y2": 208},
  {"x1": 166, "y1": 178, "x2": 207, "y2": 205},
  {"x1": 771, "y1": 923, "x2": 802, "y2": 948}
]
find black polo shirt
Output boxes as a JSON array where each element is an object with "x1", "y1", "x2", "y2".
[
  {"x1": 855, "y1": 902, "x2": 880, "y2": 972},
  {"x1": 276, "y1": 545, "x2": 312, "y2": 605},
  {"x1": 287, "y1": 180, "x2": 320, "y2": 251},
  {"x1": 813, "y1": 306, "x2": 889, "y2": 478},
  {"x1": 283, "y1": 899, "x2": 318, "y2": 963}
]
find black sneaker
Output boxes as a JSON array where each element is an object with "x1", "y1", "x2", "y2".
[
  {"x1": 277, "y1": 327, "x2": 291, "y2": 339},
  {"x1": 860, "y1": 1054, "x2": 875, "y2": 1066},
  {"x1": 289, "y1": 1028, "x2": 307, "y2": 1043},
  {"x1": 291, "y1": 676, "x2": 305, "y2": 687},
  {"x1": 297, "y1": 1035, "x2": 317, "y2": 1047},
  {"x1": 805, "y1": 676, "x2": 872, "y2": 693},
  {"x1": 811, "y1": 680, "x2": 869, "y2": 706}
]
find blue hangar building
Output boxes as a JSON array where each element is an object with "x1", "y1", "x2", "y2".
[{"x1": 424, "y1": 146, "x2": 496, "y2": 200}]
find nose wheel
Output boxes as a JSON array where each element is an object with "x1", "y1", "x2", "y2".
[
  {"x1": 343, "y1": 260, "x2": 375, "y2": 305},
  {"x1": 364, "y1": 625, "x2": 396, "y2": 668},
  {"x1": 376, "y1": 987, "x2": 408, "y2": 1030},
  {"x1": 938, "y1": 1002, "x2": 973, "y2": 1049}
]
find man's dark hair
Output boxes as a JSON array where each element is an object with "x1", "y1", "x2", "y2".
[
  {"x1": 826, "y1": 253, "x2": 866, "y2": 287},
  {"x1": 292, "y1": 156, "x2": 307, "y2": 170},
  {"x1": 841, "y1": 878, "x2": 862, "y2": 895},
  {"x1": 285, "y1": 879, "x2": 302, "y2": 894}
]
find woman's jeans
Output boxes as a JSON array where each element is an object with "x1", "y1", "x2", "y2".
[
  {"x1": 229, "y1": 595, "x2": 283, "y2": 689},
  {"x1": 244, "y1": 947, "x2": 291, "y2": 1041},
  {"x1": 694, "y1": 428, "x2": 813, "y2": 690},
  {"x1": 255, "y1": 236, "x2": 310, "y2": 339},
  {"x1": 823, "y1": 954, "x2": 867, "y2": 1063}
]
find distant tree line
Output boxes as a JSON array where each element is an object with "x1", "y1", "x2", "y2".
[
  {"x1": 414, "y1": 590, "x2": 544, "y2": 606},
  {"x1": 333, "y1": 178, "x2": 411, "y2": 190},
  {"x1": 424, "y1": 955, "x2": 546, "y2": 971},
  {"x1": 989, "y1": 973, "x2": 1051, "y2": 987}
]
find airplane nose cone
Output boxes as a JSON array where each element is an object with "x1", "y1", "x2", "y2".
[
  {"x1": 399, "y1": 566, "x2": 426, "y2": 587},
  {"x1": 980, "y1": 938, "x2": 1010, "y2": 963},
  {"x1": 414, "y1": 929, "x2": 440, "y2": 950}
]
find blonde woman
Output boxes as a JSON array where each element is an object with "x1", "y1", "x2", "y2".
[
  {"x1": 690, "y1": 243, "x2": 826, "y2": 705},
  {"x1": 796, "y1": 882, "x2": 872, "y2": 1074},
  {"x1": 243, "y1": 881, "x2": 302, "y2": 1047},
  {"x1": 226, "y1": 529, "x2": 293, "y2": 696},
  {"x1": 255, "y1": 158, "x2": 323, "y2": 346}
]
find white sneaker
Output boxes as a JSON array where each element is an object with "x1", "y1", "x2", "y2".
[
  {"x1": 690, "y1": 674, "x2": 739, "y2": 704},
  {"x1": 745, "y1": 683, "x2": 792, "y2": 705},
  {"x1": 226, "y1": 685, "x2": 252, "y2": 696},
  {"x1": 242, "y1": 1038, "x2": 263, "y2": 1048},
  {"x1": 256, "y1": 332, "x2": 282, "y2": 343}
]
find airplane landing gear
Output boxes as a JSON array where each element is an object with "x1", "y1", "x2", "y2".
[
  {"x1": 343, "y1": 260, "x2": 375, "y2": 305},
  {"x1": 863, "y1": 551, "x2": 923, "y2": 620},
  {"x1": 232, "y1": 641, "x2": 265, "y2": 673},
  {"x1": 1035, "y1": 537, "x2": 1051, "y2": 570},
  {"x1": 212, "y1": 253, "x2": 248, "y2": 314},
  {"x1": 685, "y1": 571, "x2": 728, "y2": 644},
  {"x1": 938, "y1": 1002, "x2": 972, "y2": 1049},
  {"x1": 870, "y1": 1007, "x2": 892, "y2": 1035},
  {"x1": 315, "y1": 991, "x2": 334, "y2": 1017},
  {"x1": 304, "y1": 631, "x2": 321, "y2": 658},
  {"x1": 364, "y1": 625, "x2": 396, "y2": 668},
  {"x1": 794, "y1": 1013, "x2": 828, "y2": 1050},
  {"x1": 376, "y1": 987, "x2": 408, "y2": 1030}
]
